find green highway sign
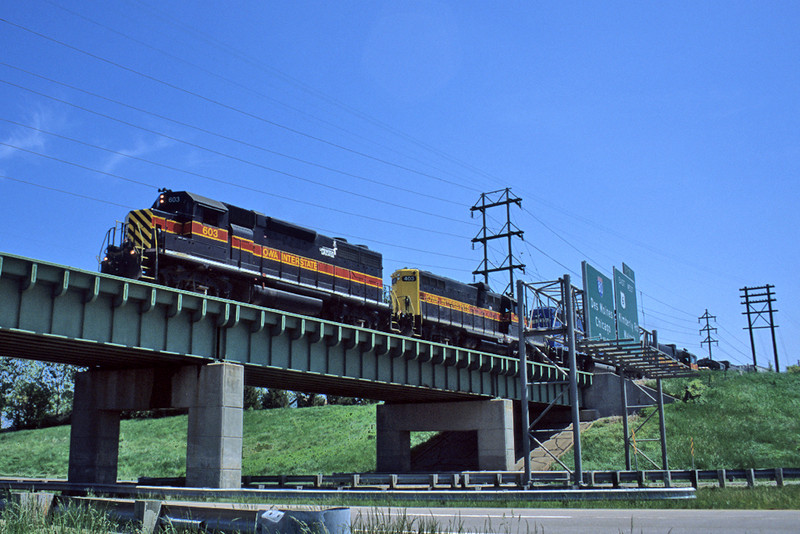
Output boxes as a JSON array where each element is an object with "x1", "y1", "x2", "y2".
[
  {"x1": 622, "y1": 262, "x2": 635, "y2": 281},
  {"x1": 614, "y1": 266, "x2": 640, "y2": 341},
  {"x1": 582, "y1": 261, "x2": 615, "y2": 341}
]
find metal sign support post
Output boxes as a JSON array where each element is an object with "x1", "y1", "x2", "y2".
[
  {"x1": 652, "y1": 330, "x2": 669, "y2": 476},
  {"x1": 657, "y1": 378, "x2": 670, "y2": 484},
  {"x1": 516, "y1": 279, "x2": 531, "y2": 488},
  {"x1": 619, "y1": 367, "x2": 631, "y2": 470},
  {"x1": 563, "y1": 274, "x2": 583, "y2": 487}
]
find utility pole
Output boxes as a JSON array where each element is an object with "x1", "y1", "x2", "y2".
[
  {"x1": 740, "y1": 285, "x2": 780, "y2": 372},
  {"x1": 698, "y1": 309, "x2": 718, "y2": 361},
  {"x1": 471, "y1": 188, "x2": 525, "y2": 296}
]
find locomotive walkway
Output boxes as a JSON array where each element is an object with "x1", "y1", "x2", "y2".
[{"x1": 0, "y1": 252, "x2": 590, "y2": 488}]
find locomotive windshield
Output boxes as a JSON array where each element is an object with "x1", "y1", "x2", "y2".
[{"x1": 153, "y1": 191, "x2": 190, "y2": 215}]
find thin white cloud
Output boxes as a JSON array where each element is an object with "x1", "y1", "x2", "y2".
[
  {"x1": 0, "y1": 110, "x2": 48, "y2": 161},
  {"x1": 101, "y1": 136, "x2": 173, "y2": 174}
]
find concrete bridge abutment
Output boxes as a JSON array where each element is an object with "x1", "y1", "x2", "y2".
[
  {"x1": 67, "y1": 362, "x2": 243, "y2": 488},
  {"x1": 376, "y1": 399, "x2": 514, "y2": 472}
]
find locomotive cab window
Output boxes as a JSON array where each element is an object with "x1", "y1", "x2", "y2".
[{"x1": 197, "y1": 206, "x2": 224, "y2": 227}]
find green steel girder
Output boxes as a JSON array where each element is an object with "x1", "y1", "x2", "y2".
[{"x1": 0, "y1": 252, "x2": 590, "y2": 404}]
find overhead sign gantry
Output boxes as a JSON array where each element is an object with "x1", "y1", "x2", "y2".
[{"x1": 516, "y1": 263, "x2": 695, "y2": 488}]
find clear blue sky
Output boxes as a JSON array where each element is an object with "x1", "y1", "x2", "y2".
[{"x1": 1, "y1": 1, "x2": 797, "y2": 369}]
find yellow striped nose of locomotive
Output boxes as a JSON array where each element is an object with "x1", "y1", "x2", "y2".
[{"x1": 126, "y1": 209, "x2": 154, "y2": 249}]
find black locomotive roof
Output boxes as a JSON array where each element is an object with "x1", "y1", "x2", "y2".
[
  {"x1": 417, "y1": 269, "x2": 498, "y2": 294},
  {"x1": 181, "y1": 191, "x2": 228, "y2": 212}
]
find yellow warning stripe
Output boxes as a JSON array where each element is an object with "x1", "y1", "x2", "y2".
[{"x1": 126, "y1": 209, "x2": 153, "y2": 249}]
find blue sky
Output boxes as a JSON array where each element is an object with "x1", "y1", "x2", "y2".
[{"x1": 1, "y1": 1, "x2": 797, "y2": 369}]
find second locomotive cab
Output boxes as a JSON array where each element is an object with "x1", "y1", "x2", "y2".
[{"x1": 100, "y1": 189, "x2": 388, "y2": 329}]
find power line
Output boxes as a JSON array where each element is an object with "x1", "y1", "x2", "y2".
[
  {"x1": 0, "y1": 141, "x2": 474, "y2": 244},
  {"x1": 0, "y1": 174, "x2": 134, "y2": 209},
  {"x1": 4, "y1": 174, "x2": 479, "y2": 270},
  {"x1": 517, "y1": 202, "x2": 701, "y2": 324},
  {"x1": 0, "y1": 20, "x2": 726, "y2": 329},
  {"x1": 0, "y1": 62, "x2": 468, "y2": 209},
  {"x1": 0, "y1": 81, "x2": 473, "y2": 229},
  {"x1": 125, "y1": 0, "x2": 494, "y2": 190},
  {"x1": 740, "y1": 284, "x2": 780, "y2": 371},
  {"x1": 0, "y1": 118, "x2": 474, "y2": 234},
  {"x1": 0, "y1": 17, "x2": 480, "y2": 193}
]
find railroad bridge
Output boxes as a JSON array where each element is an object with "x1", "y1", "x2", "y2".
[{"x1": 0, "y1": 252, "x2": 591, "y2": 487}]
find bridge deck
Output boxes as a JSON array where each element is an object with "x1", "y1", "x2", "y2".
[{"x1": 0, "y1": 252, "x2": 589, "y2": 404}]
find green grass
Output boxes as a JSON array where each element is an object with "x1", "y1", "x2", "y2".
[
  {"x1": 0, "y1": 404, "x2": 381, "y2": 479},
  {"x1": 242, "y1": 404, "x2": 380, "y2": 476},
  {"x1": 0, "y1": 403, "x2": 438, "y2": 479},
  {"x1": 0, "y1": 501, "x2": 120, "y2": 534}
]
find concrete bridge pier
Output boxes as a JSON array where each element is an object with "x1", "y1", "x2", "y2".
[
  {"x1": 376, "y1": 399, "x2": 514, "y2": 472},
  {"x1": 68, "y1": 362, "x2": 243, "y2": 488}
]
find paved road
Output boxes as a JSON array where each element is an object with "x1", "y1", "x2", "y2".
[{"x1": 352, "y1": 506, "x2": 800, "y2": 533}]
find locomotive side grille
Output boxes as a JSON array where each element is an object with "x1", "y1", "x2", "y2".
[{"x1": 126, "y1": 209, "x2": 154, "y2": 249}]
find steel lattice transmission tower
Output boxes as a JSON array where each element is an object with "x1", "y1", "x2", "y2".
[
  {"x1": 471, "y1": 188, "x2": 525, "y2": 296},
  {"x1": 698, "y1": 309, "x2": 718, "y2": 361}
]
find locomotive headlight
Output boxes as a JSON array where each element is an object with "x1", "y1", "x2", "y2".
[{"x1": 130, "y1": 249, "x2": 137, "y2": 255}]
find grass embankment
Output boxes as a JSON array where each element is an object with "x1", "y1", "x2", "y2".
[
  {"x1": 0, "y1": 404, "x2": 380, "y2": 479},
  {"x1": 567, "y1": 370, "x2": 800, "y2": 471}
]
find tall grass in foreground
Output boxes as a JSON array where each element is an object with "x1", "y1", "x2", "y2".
[
  {"x1": 352, "y1": 508, "x2": 544, "y2": 534},
  {"x1": 0, "y1": 501, "x2": 118, "y2": 534}
]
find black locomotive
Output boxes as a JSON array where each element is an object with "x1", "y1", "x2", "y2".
[
  {"x1": 101, "y1": 190, "x2": 385, "y2": 328},
  {"x1": 100, "y1": 189, "x2": 520, "y2": 353}
]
